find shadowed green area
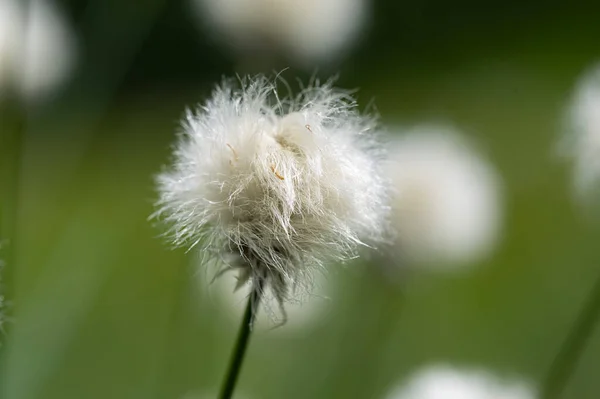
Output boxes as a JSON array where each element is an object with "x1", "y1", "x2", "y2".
[{"x1": 2, "y1": 2, "x2": 600, "y2": 399}]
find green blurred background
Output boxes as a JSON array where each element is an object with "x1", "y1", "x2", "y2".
[{"x1": 2, "y1": 1, "x2": 600, "y2": 398}]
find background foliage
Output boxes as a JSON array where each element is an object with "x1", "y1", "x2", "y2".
[{"x1": 2, "y1": 1, "x2": 600, "y2": 398}]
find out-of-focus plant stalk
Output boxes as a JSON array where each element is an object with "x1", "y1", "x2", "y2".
[
  {"x1": 218, "y1": 283, "x2": 263, "y2": 399},
  {"x1": 0, "y1": 4, "x2": 27, "y2": 393},
  {"x1": 0, "y1": 96, "x2": 26, "y2": 303},
  {"x1": 541, "y1": 272, "x2": 600, "y2": 399},
  {"x1": 0, "y1": 92, "x2": 26, "y2": 373},
  {"x1": 325, "y1": 268, "x2": 404, "y2": 399}
]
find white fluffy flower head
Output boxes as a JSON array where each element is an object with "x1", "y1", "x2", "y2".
[
  {"x1": 155, "y1": 75, "x2": 387, "y2": 316},
  {"x1": 387, "y1": 365, "x2": 536, "y2": 399},
  {"x1": 386, "y1": 126, "x2": 502, "y2": 268}
]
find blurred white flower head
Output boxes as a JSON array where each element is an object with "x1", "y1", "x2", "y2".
[
  {"x1": 154, "y1": 75, "x2": 388, "y2": 321},
  {"x1": 193, "y1": 0, "x2": 368, "y2": 66},
  {"x1": 386, "y1": 365, "x2": 536, "y2": 399},
  {"x1": 562, "y1": 63, "x2": 600, "y2": 200},
  {"x1": 386, "y1": 126, "x2": 502, "y2": 268},
  {"x1": 0, "y1": 0, "x2": 76, "y2": 102}
]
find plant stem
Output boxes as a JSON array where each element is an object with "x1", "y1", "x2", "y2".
[
  {"x1": 218, "y1": 282, "x2": 263, "y2": 399},
  {"x1": 541, "y1": 272, "x2": 600, "y2": 399},
  {"x1": 0, "y1": 99, "x2": 25, "y2": 399},
  {"x1": 0, "y1": 98, "x2": 26, "y2": 323}
]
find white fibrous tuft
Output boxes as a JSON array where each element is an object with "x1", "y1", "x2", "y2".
[
  {"x1": 209, "y1": 264, "x2": 332, "y2": 329},
  {"x1": 385, "y1": 126, "x2": 502, "y2": 268},
  {"x1": 154, "y1": 75, "x2": 388, "y2": 319},
  {"x1": 0, "y1": 0, "x2": 76, "y2": 102},
  {"x1": 386, "y1": 365, "x2": 536, "y2": 399},
  {"x1": 562, "y1": 63, "x2": 600, "y2": 200},
  {"x1": 192, "y1": 0, "x2": 368, "y2": 66}
]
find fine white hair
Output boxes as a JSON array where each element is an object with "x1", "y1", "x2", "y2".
[
  {"x1": 207, "y1": 261, "x2": 332, "y2": 329},
  {"x1": 0, "y1": 0, "x2": 76, "y2": 102},
  {"x1": 192, "y1": 0, "x2": 368, "y2": 66},
  {"x1": 154, "y1": 75, "x2": 388, "y2": 318},
  {"x1": 386, "y1": 364, "x2": 536, "y2": 399},
  {"x1": 385, "y1": 126, "x2": 502, "y2": 268},
  {"x1": 562, "y1": 62, "x2": 600, "y2": 200}
]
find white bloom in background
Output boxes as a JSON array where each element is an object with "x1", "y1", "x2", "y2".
[
  {"x1": 386, "y1": 126, "x2": 502, "y2": 268},
  {"x1": 562, "y1": 63, "x2": 600, "y2": 200},
  {"x1": 192, "y1": 0, "x2": 368, "y2": 66},
  {"x1": 19, "y1": 0, "x2": 76, "y2": 101},
  {"x1": 0, "y1": 0, "x2": 76, "y2": 102},
  {"x1": 155, "y1": 75, "x2": 388, "y2": 321},
  {"x1": 208, "y1": 264, "x2": 332, "y2": 330},
  {"x1": 386, "y1": 365, "x2": 536, "y2": 399}
]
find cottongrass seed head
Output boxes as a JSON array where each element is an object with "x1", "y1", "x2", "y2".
[
  {"x1": 154, "y1": 75, "x2": 388, "y2": 321},
  {"x1": 385, "y1": 364, "x2": 536, "y2": 399}
]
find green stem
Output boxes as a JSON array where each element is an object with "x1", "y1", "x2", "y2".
[
  {"x1": 0, "y1": 100, "x2": 26, "y2": 399},
  {"x1": 541, "y1": 272, "x2": 600, "y2": 399},
  {"x1": 218, "y1": 282, "x2": 263, "y2": 399},
  {"x1": 0, "y1": 99, "x2": 26, "y2": 329},
  {"x1": 0, "y1": 0, "x2": 30, "y2": 346}
]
